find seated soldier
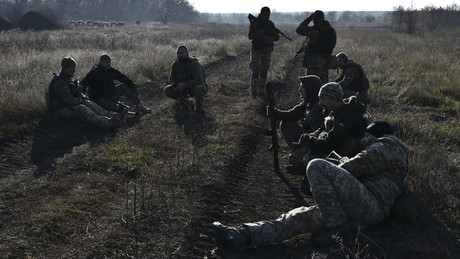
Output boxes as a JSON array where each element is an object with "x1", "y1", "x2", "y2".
[
  {"x1": 46, "y1": 57, "x2": 127, "y2": 130},
  {"x1": 80, "y1": 53, "x2": 151, "y2": 115},
  {"x1": 267, "y1": 75, "x2": 324, "y2": 173},
  {"x1": 299, "y1": 82, "x2": 367, "y2": 164},
  {"x1": 213, "y1": 120, "x2": 409, "y2": 249},
  {"x1": 335, "y1": 52, "x2": 370, "y2": 104}
]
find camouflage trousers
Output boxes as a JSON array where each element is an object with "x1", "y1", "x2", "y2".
[
  {"x1": 304, "y1": 54, "x2": 329, "y2": 84},
  {"x1": 94, "y1": 83, "x2": 141, "y2": 112},
  {"x1": 280, "y1": 121, "x2": 307, "y2": 168},
  {"x1": 163, "y1": 84, "x2": 207, "y2": 106},
  {"x1": 245, "y1": 159, "x2": 384, "y2": 246},
  {"x1": 250, "y1": 48, "x2": 272, "y2": 95},
  {"x1": 53, "y1": 100, "x2": 115, "y2": 129}
]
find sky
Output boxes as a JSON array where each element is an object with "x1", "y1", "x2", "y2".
[{"x1": 190, "y1": 0, "x2": 458, "y2": 13}]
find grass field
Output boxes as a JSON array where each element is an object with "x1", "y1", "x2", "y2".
[{"x1": 0, "y1": 23, "x2": 459, "y2": 256}]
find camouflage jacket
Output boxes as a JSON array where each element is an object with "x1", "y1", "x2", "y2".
[
  {"x1": 335, "y1": 60, "x2": 370, "y2": 92},
  {"x1": 340, "y1": 135, "x2": 409, "y2": 215},
  {"x1": 300, "y1": 96, "x2": 366, "y2": 155},
  {"x1": 248, "y1": 17, "x2": 280, "y2": 51},
  {"x1": 46, "y1": 71, "x2": 84, "y2": 111},
  {"x1": 169, "y1": 57, "x2": 205, "y2": 89},
  {"x1": 273, "y1": 101, "x2": 325, "y2": 134},
  {"x1": 81, "y1": 64, "x2": 136, "y2": 101},
  {"x1": 296, "y1": 19, "x2": 336, "y2": 55}
]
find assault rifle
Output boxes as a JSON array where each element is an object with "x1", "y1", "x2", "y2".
[
  {"x1": 265, "y1": 82, "x2": 280, "y2": 173},
  {"x1": 248, "y1": 14, "x2": 292, "y2": 41},
  {"x1": 293, "y1": 37, "x2": 308, "y2": 58}
]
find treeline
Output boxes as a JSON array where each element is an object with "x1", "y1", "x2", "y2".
[{"x1": 0, "y1": 0, "x2": 198, "y2": 24}]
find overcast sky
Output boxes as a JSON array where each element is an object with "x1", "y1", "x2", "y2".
[{"x1": 190, "y1": 0, "x2": 458, "y2": 13}]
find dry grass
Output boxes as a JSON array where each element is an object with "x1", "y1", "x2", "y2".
[{"x1": 0, "y1": 23, "x2": 459, "y2": 256}]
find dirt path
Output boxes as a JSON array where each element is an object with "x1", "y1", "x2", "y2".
[{"x1": 0, "y1": 48, "x2": 459, "y2": 258}]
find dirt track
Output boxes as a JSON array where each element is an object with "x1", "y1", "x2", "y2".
[{"x1": 0, "y1": 50, "x2": 459, "y2": 258}]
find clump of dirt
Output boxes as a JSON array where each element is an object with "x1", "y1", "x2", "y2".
[{"x1": 15, "y1": 11, "x2": 58, "y2": 30}]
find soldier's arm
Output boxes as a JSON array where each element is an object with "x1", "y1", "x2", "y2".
[
  {"x1": 273, "y1": 102, "x2": 307, "y2": 122},
  {"x1": 113, "y1": 68, "x2": 136, "y2": 88},
  {"x1": 337, "y1": 68, "x2": 356, "y2": 89},
  {"x1": 184, "y1": 60, "x2": 204, "y2": 88},
  {"x1": 169, "y1": 62, "x2": 177, "y2": 84},
  {"x1": 53, "y1": 80, "x2": 83, "y2": 106},
  {"x1": 296, "y1": 18, "x2": 312, "y2": 36}
]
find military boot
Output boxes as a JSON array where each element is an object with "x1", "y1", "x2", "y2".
[
  {"x1": 134, "y1": 100, "x2": 151, "y2": 115},
  {"x1": 212, "y1": 221, "x2": 251, "y2": 250}
]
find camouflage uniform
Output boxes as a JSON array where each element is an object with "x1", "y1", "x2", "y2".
[
  {"x1": 164, "y1": 57, "x2": 207, "y2": 108},
  {"x1": 248, "y1": 15, "x2": 280, "y2": 98},
  {"x1": 274, "y1": 102, "x2": 324, "y2": 167},
  {"x1": 47, "y1": 71, "x2": 115, "y2": 129},
  {"x1": 81, "y1": 64, "x2": 141, "y2": 112},
  {"x1": 244, "y1": 134, "x2": 409, "y2": 247},
  {"x1": 336, "y1": 59, "x2": 370, "y2": 103},
  {"x1": 300, "y1": 96, "x2": 367, "y2": 161},
  {"x1": 296, "y1": 17, "x2": 336, "y2": 84}
]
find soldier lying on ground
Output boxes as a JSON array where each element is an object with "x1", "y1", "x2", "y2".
[
  {"x1": 213, "y1": 120, "x2": 409, "y2": 249},
  {"x1": 266, "y1": 75, "x2": 325, "y2": 173},
  {"x1": 163, "y1": 46, "x2": 207, "y2": 114},
  {"x1": 80, "y1": 53, "x2": 151, "y2": 115},
  {"x1": 299, "y1": 82, "x2": 367, "y2": 165},
  {"x1": 46, "y1": 57, "x2": 127, "y2": 130}
]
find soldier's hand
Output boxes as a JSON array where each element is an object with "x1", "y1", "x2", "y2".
[{"x1": 82, "y1": 99, "x2": 93, "y2": 109}]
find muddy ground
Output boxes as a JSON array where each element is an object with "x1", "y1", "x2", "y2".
[{"x1": 0, "y1": 51, "x2": 459, "y2": 258}]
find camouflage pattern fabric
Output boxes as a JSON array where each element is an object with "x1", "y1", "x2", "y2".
[
  {"x1": 53, "y1": 100, "x2": 114, "y2": 129},
  {"x1": 335, "y1": 60, "x2": 370, "y2": 103},
  {"x1": 249, "y1": 48, "x2": 272, "y2": 95},
  {"x1": 94, "y1": 83, "x2": 141, "y2": 111},
  {"x1": 304, "y1": 54, "x2": 329, "y2": 84},
  {"x1": 243, "y1": 135, "x2": 408, "y2": 247}
]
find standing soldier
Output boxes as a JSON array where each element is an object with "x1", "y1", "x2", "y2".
[
  {"x1": 213, "y1": 120, "x2": 409, "y2": 249},
  {"x1": 46, "y1": 57, "x2": 126, "y2": 130},
  {"x1": 163, "y1": 46, "x2": 207, "y2": 114},
  {"x1": 248, "y1": 6, "x2": 280, "y2": 99},
  {"x1": 335, "y1": 52, "x2": 370, "y2": 104},
  {"x1": 296, "y1": 10, "x2": 336, "y2": 84},
  {"x1": 80, "y1": 53, "x2": 151, "y2": 115}
]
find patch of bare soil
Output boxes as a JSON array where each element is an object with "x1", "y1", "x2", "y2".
[{"x1": 0, "y1": 50, "x2": 459, "y2": 258}]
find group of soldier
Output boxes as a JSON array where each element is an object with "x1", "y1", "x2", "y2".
[
  {"x1": 45, "y1": 6, "x2": 411, "y2": 251},
  {"x1": 46, "y1": 45, "x2": 206, "y2": 130},
  {"x1": 213, "y1": 8, "x2": 410, "y2": 250}
]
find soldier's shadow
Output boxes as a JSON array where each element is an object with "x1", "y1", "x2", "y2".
[
  {"x1": 173, "y1": 110, "x2": 218, "y2": 147},
  {"x1": 30, "y1": 112, "x2": 141, "y2": 175}
]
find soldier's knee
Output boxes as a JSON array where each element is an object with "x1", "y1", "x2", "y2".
[{"x1": 306, "y1": 158, "x2": 329, "y2": 177}]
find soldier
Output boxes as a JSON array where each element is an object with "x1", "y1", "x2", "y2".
[
  {"x1": 335, "y1": 52, "x2": 370, "y2": 104},
  {"x1": 248, "y1": 6, "x2": 280, "y2": 99},
  {"x1": 80, "y1": 53, "x2": 151, "y2": 115},
  {"x1": 46, "y1": 57, "x2": 127, "y2": 130},
  {"x1": 299, "y1": 82, "x2": 367, "y2": 163},
  {"x1": 213, "y1": 120, "x2": 409, "y2": 249},
  {"x1": 267, "y1": 75, "x2": 324, "y2": 173},
  {"x1": 164, "y1": 46, "x2": 207, "y2": 114},
  {"x1": 296, "y1": 10, "x2": 336, "y2": 84}
]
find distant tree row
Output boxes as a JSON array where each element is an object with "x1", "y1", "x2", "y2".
[
  {"x1": 0, "y1": 0, "x2": 199, "y2": 24},
  {"x1": 389, "y1": 4, "x2": 460, "y2": 34}
]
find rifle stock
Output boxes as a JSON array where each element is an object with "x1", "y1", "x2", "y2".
[
  {"x1": 265, "y1": 82, "x2": 280, "y2": 172},
  {"x1": 248, "y1": 14, "x2": 292, "y2": 41}
]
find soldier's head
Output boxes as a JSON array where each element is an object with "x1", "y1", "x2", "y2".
[
  {"x1": 336, "y1": 52, "x2": 349, "y2": 68},
  {"x1": 299, "y1": 75, "x2": 322, "y2": 102},
  {"x1": 318, "y1": 82, "x2": 343, "y2": 112},
  {"x1": 61, "y1": 56, "x2": 76, "y2": 77},
  {"x1": 176, "y1": 45, "x2": 190, "y2": 62},
  {"x1": 259, "y1": 6, "x2": 271, "y2": 20},
  {"x1": 99, "y1": 53, "x2": 112, "y2": 70},
  {"x1": 362, "y1": 120, "x2": 394, "y2": 146},
  {"x1": 312, "y1": 10, "x2": 325, "y2": 23}
]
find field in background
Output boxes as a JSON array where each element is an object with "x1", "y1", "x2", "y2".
[{"x1": 0, "y1": 24, "x2": 459, "y2": 255}]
